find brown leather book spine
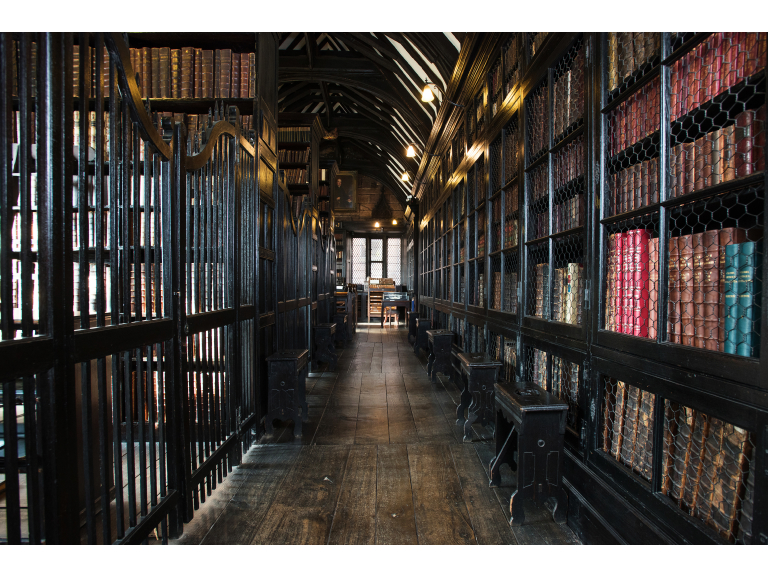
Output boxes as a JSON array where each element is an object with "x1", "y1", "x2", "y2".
[
  {"x1": 214, "y1": 49, "x2": 221, "y2": 98},
  {"x1": 734, "y1": 108, "x2": 754, "y2": 179},
  {"x1": 640, "y1": 160, "x2": 650, "y2": 207},
  {"x1": 194, "y1": 48, "x2": 202, "y2": 98},
  {"x1": 722, "y1": 124, "x2": 736, "y2": 181},
  {"x1": 693, "y1": 135, "x2": 705, "y2": 191},
  {"x1": 717, "y1": 227, "x2": 747, "y2": 347},
  {"x1": 754, "y1": 105, "x2": 766, "y2": 172},
  {"x1": 683, "y1": 141, "x2": 695, "y2": 195},
  {"x1": 633, "y1": 162, "x2": 642, "y2": 209},
  {"x1": 703, "y1": 133, "x2": 714, "y2": 188},
  {"x1": 141, "y1": 47, "x2": 151, "y2": 98},
  {"x1": 151, "y1": 47, "x2": 160, "y2": 98},
  {"x1": 710, "y1": 128, "x2": 722, "y2": 185},
  {"x1": 692, "y1": 233, "x2": 705, "y2": 348},
  {"x1": 650, "y1": 156, "x2": 659, "y2": 203},
  {"x1": 202, "y1": 50, "x2": 213, "y2": 98},
  {"x1": 701, "y1": 230, "x2": 721, "y2": 351},
  {"x1": 668, "y1": 237, "x2": 681, "y2": 343},
  {"x1": 72, "y1": 45, "x2": 80, "y2": 98},
  {"x1": 181, "y1": 47, "x2": 194, "y2": 99},
  {"x1": 171, "y1": 49, "x2": 180, "y2": 98},
  {"x1": 219, "y1": 49, "x2": 232, "y2": 98},
  {"x1": 679, "y1": 234, "x2": 695, "y2": 346},
  {"x1": 240, "y1": 53, "x2": 249, "y2": 100},
  {"x1": 249, "y1": 53, "x2": 256, "y2": 98},
  {"x1": 231, "y1": 52, "x2": 240, "y2": 98},
  {"x1": 159, "y1": 47, "x2": 170, "y2": 98}
]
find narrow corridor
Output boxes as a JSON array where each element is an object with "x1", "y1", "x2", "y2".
[{"x1": 173, "y1": 325, "x2": 579, "y2": 545}]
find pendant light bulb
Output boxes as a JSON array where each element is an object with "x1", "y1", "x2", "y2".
[
  {"x1": 421, "y1": 85, "x2": 435, "y2": 103},
  {"x1": 401, "y1": 171, "x2": 410, "y2": 182},
  {"x1": 406, "y1": 144, "x2": 416, "y2": 158},
  {"x1": 374, "y1": 221, "x2": 380, "y2": 228},
  {"x1": 392, "y1": 219, "x2": 397, "y2": 225}
]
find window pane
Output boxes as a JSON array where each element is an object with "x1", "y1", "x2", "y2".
[
  {"x1": 371, "y1": 262, "x2": 383, "y2": 278},
  {"x1": 352, "y1": 237, "x2": 367, "y2": 284},
  {"x1": 371, "y1": 238, "x2": 383, "y2": 261},
  {"x1": 387, "y1": 238, "x2": 402, "y2": 284}
]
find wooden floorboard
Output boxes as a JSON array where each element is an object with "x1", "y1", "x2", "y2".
[
  {"x1": 375, "y1": 445, "x2": 418, "y2": 545},
  {"x1": 327, "y1": 446, "x2": 377, "y2": 544},
  {"x1": 407, "y1": 443, "x2": 476, "y2": 545},
  {"x1": 250, "y1": 445, "x2": 350, "y2": 545}
]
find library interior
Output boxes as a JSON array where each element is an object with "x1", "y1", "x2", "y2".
[{"x1": 0, "y1": 30, "x2": 766, "y2": 547}]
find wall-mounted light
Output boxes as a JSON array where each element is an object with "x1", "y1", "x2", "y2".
[
  {"x1": 421, "y1": 80, "x2": 464, "y2": 107},
  {"x1": 374, "y1": 221, "x2": 380, "y2": 228},
  {"x1": 392, "y1": 219, "x2": 397, "y2": 225}
]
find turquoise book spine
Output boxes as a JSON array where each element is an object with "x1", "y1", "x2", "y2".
[
  {"x1": 736, "y1": 241, "x2": 763, "y2": 358},
  {"x1": 723, "y1": 243, "x2": 740, "y2": 355}
]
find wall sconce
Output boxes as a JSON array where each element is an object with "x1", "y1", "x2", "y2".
[
  {"x1": 392, "y1": 219, "x2": 397, "y2": 225},
  {"x1": 374, "y1": 221, "x2": 380, "y2": 228},
  {"x1": 421, "y1": 80, "x2": 464, "y2": 107}
]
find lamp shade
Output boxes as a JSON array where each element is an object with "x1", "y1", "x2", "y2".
[
  {"x1": 421, "y1": 85, "x2": 435, "y2": 102},
  {"x1": 406, "y1": 144, "x2": 416, "y2": 158}
]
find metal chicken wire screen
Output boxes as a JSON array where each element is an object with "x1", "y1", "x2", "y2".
[
  {"x1": 527, "y1": 242, "x2": 550, "y2": 318},
  {"x1": 504, "y1": 184, "x2": 519, "y2": 249},
  {"x1": 606, "y1": 33, "x2": 662, "y2": 104},
  {"x1": 600, "y1": 377, "x2": 656, "y2": 483},
  {"x1": 502, "y1": 334, "x2": 517, "y2": 382},
  {"x1": 552, "y1": 235, "x2": 584, "y2": 325},
  {"x1": 552, "y1": 36, "x2": 585, "y2": 146},
  {"x1": 523, "y1": 345, "x2": 548, "y2": 390},
  {"x1": 526, "y1": 78, "x2": 549, "y2": 166},
  {"x1": 504, "y1": 116, "x2": 519, "y2": 184},
  {"x1": 503, "y1": 250, "x2": 519, "y2": 314},
  {"x1": 552, "y1": 134, "x2": 585, "y2": 235},
  {"x1": 527, "y1": 162, "x2": 549, "y2": 241},
  {"x1": 491, "y1": 137, "x2": 503, "y2": 195},
  {"x1": 504, "y1": 35, "x2": 522, "y2": 99},
  {"x1": 661, "y1": 400, "x2": 756, "y2": 544}
]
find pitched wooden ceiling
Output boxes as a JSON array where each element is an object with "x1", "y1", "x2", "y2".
[{"x1": 278, "y1": 32, "x2": 464, "y2": 202}]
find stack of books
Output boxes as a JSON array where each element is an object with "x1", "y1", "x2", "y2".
[
  {"x1": 607, "y1": 77, "x2": 660, "y2": 158},
  {"x1": 609, "y1": 157, "x2": 660, "y2": 216},
  {"x1": 552, "y1": 263, "x2": 583, "y2": 324},
  {"x1": 278, "y1": 127, "x2": 312, "y2": 143},
  {"x1": 278, "y1": 149, "x2": 310, "y2": 163},
  {"x1": 552, "y1": 41, "x2": 585, "y2": 142},
  {"x1": 503, "y1": 36, "x2": 521, "y2": 96},
  {"x1": 607, "y1": 33, "x2": 661, "y2": 94},
  {"x1": 503, "y1": 340, "x2": 517, "y2": 381}
]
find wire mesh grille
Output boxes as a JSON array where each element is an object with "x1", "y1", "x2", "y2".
[
  {"x1": 388, "y1": 237, "x2": 401, "y2": 285},
  {"x1": 467, "y1": 103, "x2": 475, "y2": 148},
  {"x1": 604, "y1": 214, "x2": 660, "y2": 337},
  {"x1": 552, "y1": 235, "x2": 584, "y2": 325},
  {"x1": 607, "y1": 77, "x2": 661, "y2": 217},
  {"x1": 600, "y1": 377, "x2": 656, "y2": 482},
  {"x1": 524, "y1": 345, "x2": 548, "y2": 389},
  {"x1": 455, "y1": 263, "x2": 465, "y2": 304},
  {"x1": 491, "y1": 196, "x2": 502, "y2": 253},
  {"x1": 667, "y1": 188, "x2": 764, "y2": 356},
  {"x1": 607, "y1": 33, "x2": 662, "y2": 102},
  {"x1": 661, "y1": 400, "x2": 756, "y2": 544},
  {"x1": 502, "y1": 334, "x2": 517, "y2": 381},
  {"x1": 504, "y1": 116, "x2": 519, "y2": 184},
  {"x1": 526, "y1": 79, "x2": 549, "y2": 165},
  {"x1": 504, "y1": 184, "x2": 519, "y2": 249},
  {"x1": 491, "y1": 137, "x2": 502, "y2": 195},
  {"x1": 352, "y1": 237, "x2": 366, "y2": 284},
  {"x1": 467, "y1": 168, "x2": 476, "y2": 213},
  {"x1": 552, "y1": 36, "x2": 585, "y2": 145},
  {"x1": 488, "y1": 329, "x2": 502, "y2": 361},
  {"x1": 475, "y1": 87, "x2": 486, "y2": 135},
  {"x1": 527, "y1": 243, "x2": 550, "y2": 318},
  {"x1": 468, "y1": 216, "x2": 475, "y2": 260},
  {"x1": 503, "y1": 250, "x2": 519, "y2": 314},
  {"x1": 527, "y1": 163, "x2": 549, "y2": 241},
  {"x1": 551, "y1": 355, "x2": 581, "y2": 430},
  {"x1": 553, "y1": 135, "x2": 586, "y2": 234},
  {"x1": 477, "y1": 208, "x2": 486, "y2": 259},
  {"x1": 454, "y1": 123, "x2": 465, "y2": 171},
  {"x1": 504, "y1": 35, "x2": 522, "y2": 99},
  {"x1": 476, "y1": 157, "x2": 486, "y2": 204},
  {"x1": 468, "y1": 261, "x2": 477, "y2": 306},
  {"x1": 528, "y1": 33, "x2": 549, "y2": 62},
  {"x1": 490, "y1": 57, "x2": 502, "y2": 117},
  {"x1": 490, "y1": 255, "x2": 502, "y2": 310}
]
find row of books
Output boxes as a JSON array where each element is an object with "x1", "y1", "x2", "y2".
[
  {"x1": 553, "y1": 193, "x2": 585, "y2": 234},
  {"x1": 670, "y1": 106, "x2": 765, "y2": 197},
  {"x1": 661, "y1": 401, "x2": 755, "y2": 543},
  {"x1": 503, "y1": 36, "x2": 522, "y2": 96},
  {"x1": 552, "y1": 263, "x2": 583, "y2": 324},
  {"x1": 528, "y1": 163, "x2": 548, "y2": 204},
  {"x1": 504, "y1": 185, "x2": 519, "y2": 248},
  {"x1": 529, "y1": 33, "x2": 549, "y2": 59},
  {"x1": 553, "y1": 137, "x2": 584, "y2": 189},
  {"x1": 474, "y1": 89, "x2": 486, "y2": 129},
  {"x1": 476, "y1": 272, "x2": 486, "y2": 307},
  {"x1": 282, "y1": 168, "x2": 308, "y2": 185},
  {"x1": 606, "y1": 33, "x2": 661, "y2": 93},
  {"x1": 527, "y1": 85, "x2": 550, "y2": 158},
  {"x1": 550, "y1": 357, "x2": 580, "y2": 420},
  {"x1": 490, "y1": 61, "x2": 502, "y2": 116},
  {"x1": 503, "y1": 125, "x2": 519, "y2": 182},
  {"x1": 504, "y1": 216, "x2": 519, "y2": 249},
  {"x1": 670, "y1": 33, "x2": 766, "y2": 122},
  {"x1": 666, "y1": 229, "x2": 760, "y2": 356},
  {"x1": 606, "y1": 230, "x2": 659, "y2": 338},
  {"x1": 278, "y1": 148, "x2": 310, "y2": 163},
  {"x1": 607, "y1": 78, "x2": 660, "y2": 157},
  {"x1": 503, "y1": 340, "x2": 517, "y2": 382},
  {"x1": 278, "y1": 127, "x2": 312, "y2": 143},
  {"x1": 609, "y1": 157, "x2": 660, "y2": 216},
  {"x1": 491, "y1": 271, "x2": 519, "y2": 314},
  {"x1": 602, "y1": 380, "x2": 655, "y2": 481},
  {"x1": 552, "y1": 43, "x2": 585, "y2": 141},
  {"x1": 128, "y1": 47, "x2": 256, "y2": 100},
  {"x1": 533, "y1": 263, "x2": 550, "y2": 317},
  {"x1": 531, "y1": 212, "x2": 549, "y2": 240},
  {"x1": 72, "y1": 44, "x2": 111, "y2": 98},
  {"x1": 530, "y1": 348, "x2": 548, "y2": 390}
]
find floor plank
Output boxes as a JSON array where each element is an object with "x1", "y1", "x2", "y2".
[
  {"x1": 407, "y1": 444, "x2": 476, "y2": 545},
  {"x1": 250, "y1": 445, "x2": 350, "y2": 545},
  {"x1": 375, "y1": 445, "x2": 418, "y2": 545},
  {"x1": 327, "y1": 446, "x2": 377, "y2": 545}
]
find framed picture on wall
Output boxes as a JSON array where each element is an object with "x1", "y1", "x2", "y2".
[{"x1": 332, "y1": 170, "x2": 358, "y2": 212}]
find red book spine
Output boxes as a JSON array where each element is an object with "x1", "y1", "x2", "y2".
[
  {"x1": 678, "y1": 234, "x2": 695, "y2": 347},
  {"x1": 668, "y1": 237, "x2": 681, "y2": 343},
  {"x1": 622, "y1": 232, "x2": 634, "y2": 334},
  {"x1": 631, "y1": 229, "x2": 651, "y2": 337},
  {"x1": 648, "y1": 237, "x2": 659, "y2": 339},
  {"x1": 701, "y1": 230, "x2": 720, "y2": 351},
  {"x1": 734, "y1": 108, "x2": 754, "y2": 178},
  {"x1": 692, "y1": 233, "x2": 705, "y2": 348},
  {"x1": 754, "y1": 105, "x2": 766, "y2": 172},
  {"x1": 615, "y1": 232, "x2": 625, "y2": 333}
]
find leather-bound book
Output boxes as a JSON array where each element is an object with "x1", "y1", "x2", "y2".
[
  {"x1": 151, "y1": 47, "x2": 160, "y2": 98},
  {"x1": 633, "y1": 162, "x2": 642, "y2": 210},
  {"x1": 219, "y1": 48, "x2": 232, "y2": 98},
  {"x1": 636, "y1": 389, "x2": 656, "y2": 481},
  {"x1": 737, "y1": 241, "x2": 762, "y2": 358},
  {"x1": 753, "y1": 105, "x2": 766, "y2": 172},
  {"x1": 609, "y1": 381, "x2": 628, "y2": 459},
  {"x1": 693, "y1": 135, "x2": 705, "y2": 191},
  {"x1": 194, "y1": 48, "x2": 202, "y2": 98},
  {"x1": 240, "y1": 53, "x2": 249, "y2": 99},
  {"x1": 680, "y1": 410, "x2": 708, "y2": 513},
  {"x1": 734, "y1": 108, "x2": 754, "y2": 179},
  {"x1": 692, "y1": 233, "x2": 705, "y2": 348},
  {"x1": 683, "y1": 141, "x2": 695, "y2": 195},
  {"x1": 701, "y1": 230, "x2": 721, "y2": 351},
  {"x1": 709, "y1": 128, "x2": 723, "y2": 185},
  {"x1": 622, "y1": 232, "x2": 633, "y2": 334},
  {"x1": 249, "y1": 53, "x2": 256, "y2": 98},
  {"x1": 231, "y1": 52, "x2": 240, "y2": 98},
  {"x1": 180, "y1": 47, "x2": 193, "y2": 99},
  {"x1": 619, "y1": 384, "x2": 641, "y2": 466},
  {"x1": 633, "y1": 33, "x2": 646, "y2": 70},
  {"x1": 141, "y1": 47, "x2": 152, "y2": 98},
  {"x1": 214, "y1": 49, "x2": 221, "y2": 97},
  {"x1": 719, "y1": 227, "x2": 747, "y2": 350},
  {"x1": 640, "y1": 160, "x2": 650, "y2": 207},
  {"x1": 648, "y1": 237, "x2": 659, "y2": 339},
  {"x1": 630, "y1": 229, "x2": 651, "y2": 337},
  {"x1": 606, "y1": 233, "x2": 616, "y2": 332},
  {"x1": 649, "y1": 156, "x2": 659, "y2": 204},
  {"x1": 201, "y1": 50, "x2": 214, "y2": 98},
  {"x1": 72, "y1": 45, "x2": 80, "y2": 98},
  {"x1": 670, "y1": 143, "x2": 681, "y2": 198},
  {"x1": 614, "y1": 232, "x2": 625, "y2": 333},
  {"x1": 679, "y1": 234, "x2": 695, "y2": 346},
  {"x1": 722, "y1": 124, "x2": 737, "y2": 182},
  {"x1": 171, "y1": 49, "x2": 180, "y2": 98},
  {"x1": 159, "y1": 47, "x2": 170, "y2": 98},
  {"x1": 667, "y1": 237, "x2": 681, "y2": 343}
]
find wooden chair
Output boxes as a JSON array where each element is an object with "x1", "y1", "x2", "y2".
[{"x1": 383, "y1": 306, "x2": 398, "y2": 327}]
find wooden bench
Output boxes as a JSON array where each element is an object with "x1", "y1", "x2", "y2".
[
  {"x1": 333, "y1": 312, "x2": 349, "y2": 347},
  {"x1": 265, "y1": 349, "x2": 309, "y2": 438},
  {"x1": 426, "y1": 329, "x2": 454, "y2": 382},
  {"x1": 313, "y1": 323, "x2": 338, "y2": 370},
  {"x1": 490, "y1": 380, "x2": 568, "y2": 526},
  {"x1": 413, "y1": 317, "x2": 431, "y2": 355},
  {"x1": 406, "y1": 310, "x2": 418, "y2": 345},
  {"x1": 456, "y1": 352, "x2": 502, "y2": 442}
]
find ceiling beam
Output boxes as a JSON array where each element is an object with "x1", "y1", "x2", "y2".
[{"x1": 319, "y1": 81, "x2": 331, "y2": 126}]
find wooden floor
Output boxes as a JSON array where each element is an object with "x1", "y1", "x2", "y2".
[{"x1": 172, "y1": 324, "x2": 580, "y2": 545}]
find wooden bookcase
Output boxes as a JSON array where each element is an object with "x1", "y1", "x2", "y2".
[{"x1": 415, "y1": 32, "x2": 767, "y2": 545}]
